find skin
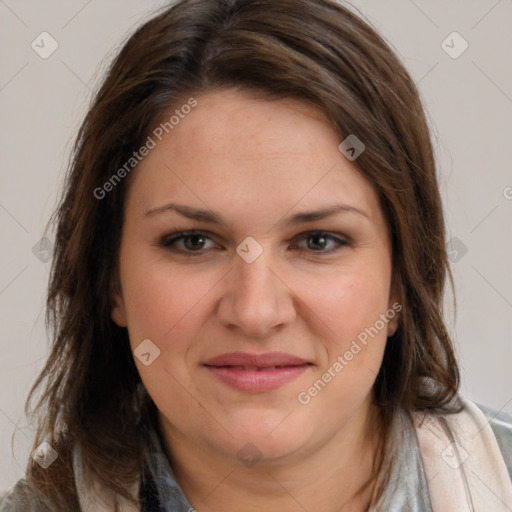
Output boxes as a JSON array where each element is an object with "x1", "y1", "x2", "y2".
[{"x1": 111, "y1": 88, "x2": 400, "y2": 512}]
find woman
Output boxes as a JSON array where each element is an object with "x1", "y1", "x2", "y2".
[{"x1": 1, "y1": 0, "x2": 511, "y2": 510}]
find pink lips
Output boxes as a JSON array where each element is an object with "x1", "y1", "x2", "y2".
[{"x1": 203, "y1": 351, "x2": 312, "y2": 392}]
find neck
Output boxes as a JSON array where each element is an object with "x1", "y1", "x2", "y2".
[{"x1": 158, "y1": 397, "x2": 385, "y2": 512}]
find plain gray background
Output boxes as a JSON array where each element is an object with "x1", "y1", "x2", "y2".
[{"x1": 1, "y1": 0, "x2": 511, "y2": 490}]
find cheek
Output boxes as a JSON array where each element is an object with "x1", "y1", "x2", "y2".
[
  {"x1": 295, "y1": 261, "x2": 392, "y2": 338},
  {"x1": 292, "y1": 258, "x2": 392, "y2": 395},
  {"x1": 295, "y1": 270, "x2": 390, "y2": 417},
  {"x1": 119, "y1": 259, "x2": 211, "y2": 409},
  {"x1": 119, "y1": 254, "x2": 214, "y2": 344}
]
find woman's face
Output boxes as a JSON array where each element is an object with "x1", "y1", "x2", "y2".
[{"x1": 112, "y1": 88, "x2": 400, "y2": 466}]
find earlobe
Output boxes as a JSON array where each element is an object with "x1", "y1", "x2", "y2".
[
  {"x1": 111, "y1": 294, "x2": 128, "y2": 327},
  {"x1": 387, "y1": 312, "x2": 400, "y2": 337}
]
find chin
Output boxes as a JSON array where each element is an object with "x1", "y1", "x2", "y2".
[{"x1": 219, "y1": 411, "x2": 310, "y2": 461}]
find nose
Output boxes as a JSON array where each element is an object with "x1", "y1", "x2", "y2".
[{"x1": 216, "y1": 244, "x2": 297, "y2": 338}]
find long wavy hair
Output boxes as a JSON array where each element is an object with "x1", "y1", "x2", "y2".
[{"x1": 20, "y1": 0, "x2": 460, "y2": 509}]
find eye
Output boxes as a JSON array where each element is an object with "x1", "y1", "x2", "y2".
[
  {"x1": 292, "y1": 231, "x2": 348, "y2": 254},
  {"x1": 160, "y1": 230, "x2": 219, "y2": 256}
]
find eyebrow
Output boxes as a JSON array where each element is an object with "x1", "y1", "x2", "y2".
[{"x1": 143, "y1": 202, "x2": 370, "y2": 226}]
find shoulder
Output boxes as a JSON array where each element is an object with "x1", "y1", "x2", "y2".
[
  {"x1": 0, "y1": 479, "x2": 55, "y2": 512},
  {"x1": 411, "y1": 395, "x2": 512, "y2": 509},
  {"x1": 412, "y1": 395, "x2": 512, "y2": 481},
  {"x1": 434, "y1": 396, "x2": 512, "y2": 483},
  {"x1": 474, "y1": 400, "x2": 512, "y2": 481}
]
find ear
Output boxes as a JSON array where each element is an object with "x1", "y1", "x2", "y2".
[
  {"x1": 386, "y1": 270, "x2": 402, "y2": 337},
  {"x1": 111, "y1": 292, "x2": 128, "y2": 327}
]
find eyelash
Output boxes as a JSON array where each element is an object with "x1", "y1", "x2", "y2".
[{"x1": 159, "y1": 230, "x2": 348, "y2": 257}]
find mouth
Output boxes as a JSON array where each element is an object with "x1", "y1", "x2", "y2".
[{"x1": 203, "y1": 352, "x2": 313, "y2": 392}]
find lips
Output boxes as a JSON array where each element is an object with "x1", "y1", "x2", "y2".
[
  {"x1": 203, "y1": 351, "x2": 312, "y2": 392},
  {"x1": 204, "y1": 351, "x2": 309, "y2": 368}
]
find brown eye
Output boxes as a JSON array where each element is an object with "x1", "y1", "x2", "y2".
[{"x1": 160, "y1": 231, "x2": 218, "y2": 255}]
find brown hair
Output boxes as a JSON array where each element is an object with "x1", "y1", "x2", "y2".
[{"x1": 22, "y1": 0, "x2": 460, "y2": 509}]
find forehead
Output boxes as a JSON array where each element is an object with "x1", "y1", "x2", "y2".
[{"x1": 124, "y1": 88, "x2": 382, "y2": 226}]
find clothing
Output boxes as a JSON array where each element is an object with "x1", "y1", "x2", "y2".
[{"x1": 1, "y1": 396, "x2": 512, "y2": 511}]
